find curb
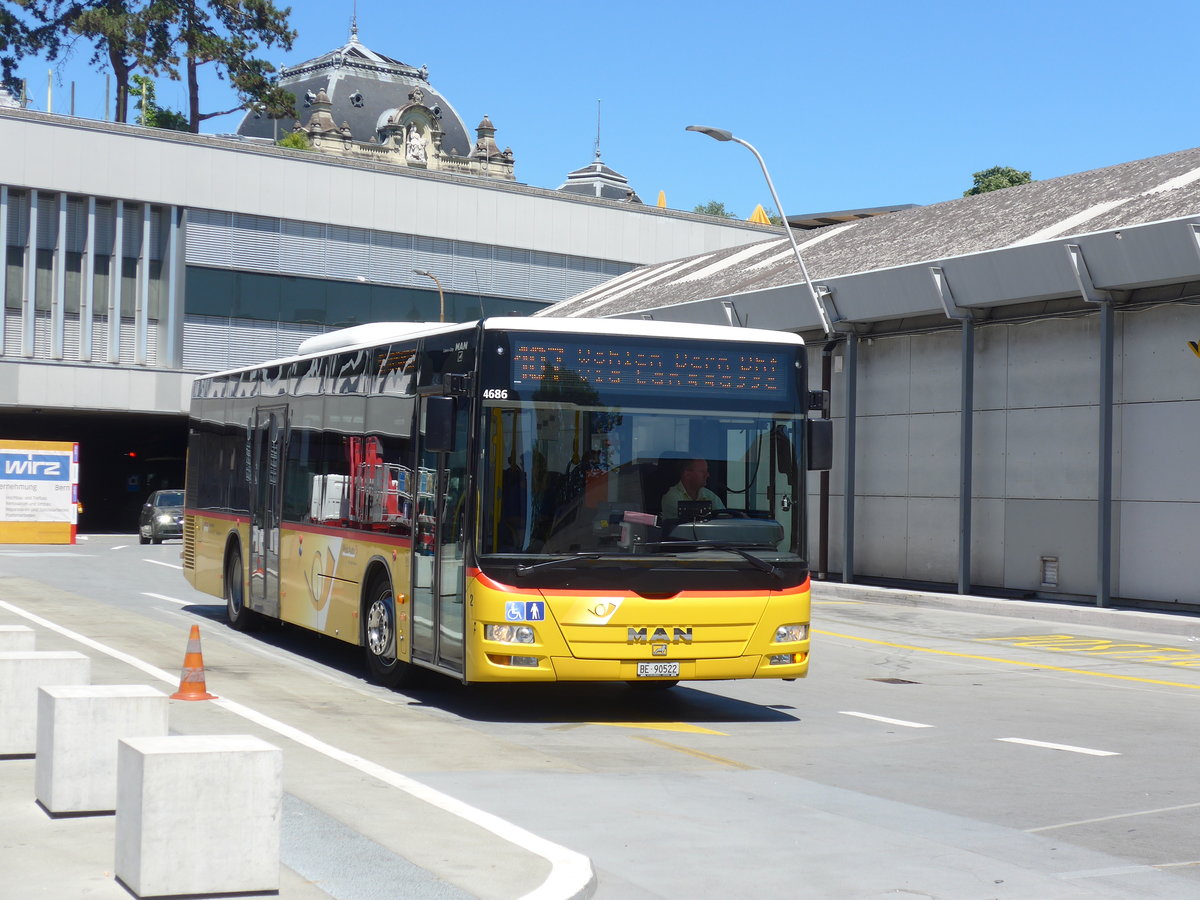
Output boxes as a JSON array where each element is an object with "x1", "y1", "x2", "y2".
[{"x1": 812, "y1": 581, "x2": 1200, "y2": 641}]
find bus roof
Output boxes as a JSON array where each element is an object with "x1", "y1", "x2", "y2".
[{"x1": 200, "y1": 317, "x2": 805, "y2": 378}]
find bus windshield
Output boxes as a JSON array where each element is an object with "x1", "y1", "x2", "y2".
[{"x1": 478, "y1": 403, "x2": 804, "y2": 563}]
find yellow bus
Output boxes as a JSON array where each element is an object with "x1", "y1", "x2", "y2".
[{"x1": 183, "y1": 317, "x2": 831, "y2": 687}]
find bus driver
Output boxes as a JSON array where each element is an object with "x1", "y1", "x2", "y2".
[{"x1": 661, "y1": 458, "x2": 725, "y2": 519}]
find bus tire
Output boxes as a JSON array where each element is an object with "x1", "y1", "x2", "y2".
[
  {"x1": 225, "y1": 543, "x2": 256, "y2": 632},
  {"x1": 364, "y1": 576, "x2": 413, "y2": 688}
]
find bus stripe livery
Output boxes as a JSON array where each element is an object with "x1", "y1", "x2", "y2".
[{"x1": 183, "y1": 317, "x2": 831, "y2": 687}]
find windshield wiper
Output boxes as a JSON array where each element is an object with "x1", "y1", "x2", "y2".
[
  {"x1": 515, "y1": 552, "x2": 603, "y2": 576},
  {"x1": 639, "y1": 541, "x2": 783, "y2": 579}
]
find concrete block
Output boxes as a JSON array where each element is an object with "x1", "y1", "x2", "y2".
[
  {"x1": 0, "y1": 651, "x2": 91, "y2": 755},
  {"x1": 0, "y1": 625, "x2": 36, "y2": 651},
  {"x1": 115, "y1": 734, "x2": 282, "y2": 897},
  {"x1": 35, "y1": 685, "x2": 168, "y2": 814}
]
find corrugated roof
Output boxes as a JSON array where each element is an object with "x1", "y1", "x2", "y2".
[{"x1": 541, "y1": 146, "x2": 1200, "y2": 322}]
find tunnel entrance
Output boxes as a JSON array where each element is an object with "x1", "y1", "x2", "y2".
[{"x1": 0, "y1": 409, "x2": 188, "y2": 534}]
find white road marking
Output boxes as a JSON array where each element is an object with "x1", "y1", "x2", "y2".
[
  {"x1": 997, "y1": 738, "x2": 1119, "y2": 756},
  {"x1": 0, "y1": 552, "x2": 97, "y2": 558},
  {"x1": 1028, "y1": 801, "x2": 1200, "y2": 833},
  {"x1": 0, "y1": 598, "x2": 593, "y2": 900},
  {"x1": 111, "y1": 545, "x2": 128, "y2": 550},
  {"x1": 143, "y1": 559, "x2": 182, "y2": 570},
  {"x1": 1058, "y1": 864, "x2": 1157, "y2": 879},
  {"x1": 142, "y1": 592, "x2": 189, "y2": 606},
  {"x1": 839, "y1": 711, "x2": 933, "y2": 728}
]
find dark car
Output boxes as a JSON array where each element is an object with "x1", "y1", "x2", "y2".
[{"x1": 138, "y1": 490, "x2": 184, "y2": 544}]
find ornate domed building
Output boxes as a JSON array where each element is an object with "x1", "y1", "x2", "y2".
[
  {"x1": 557, "y1": 149, "x2": 642, "y2": 203},
  {"x1": 235, "y1": 23, "x2": 515, "y2": 180}
]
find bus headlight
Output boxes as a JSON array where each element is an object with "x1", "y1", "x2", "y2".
[
  {"x1": 485, "y1": 624, "x2": 535, "y2": 644},
  {"x1": 774, "y1": 623, "x2": 808, "y2": 643}
]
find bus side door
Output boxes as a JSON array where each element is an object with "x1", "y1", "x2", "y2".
[
  {"x1": 250, "y1": 405, "x2": 286, "y2": 619},
  {"x1": 411, "y1": 332, "x2": 477, "y2": 675},
  {"x1": 411, "y1": 394, "x2": 469, "y2": 673}
]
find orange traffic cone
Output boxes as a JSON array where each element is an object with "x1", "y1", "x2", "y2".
[{"x1": 170, "y1": 624, "x2": 217, "y2": 700}]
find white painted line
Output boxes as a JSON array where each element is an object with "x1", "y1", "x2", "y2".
[
  {"x1": 143, "y1": 559, "x2": 182, "y2": 570},
  {"x1": 0, "y1": 599, "x2": 594, "y2": 900},
  {"x1": 142, "y1": 592, "x2": 190, "y2": 606},
  {"x1": 0, "y1": 551, "x2": 97, "y2": 558},
  {"x1": 1059, "y1": 864, "x2": 1156, "y2": 879},
  {"x1": 839, "y1": 711, "x2": 933, "y2": 728},
  {"x1": 111, "y1": 545, "x2": 129, "y2": 550},
  {"x1": 1027, "y1": 801, "x2": 1200, "y2": 833},
  {"x1": 997, "y1": 738, "x2": 1119, "y2": 757}
]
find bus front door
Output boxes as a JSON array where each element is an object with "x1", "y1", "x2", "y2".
[
  {"x1": 411, "y1": 397, "x2": 469, "y2": 674},
  {"x1": 249, "y1": 406, "x2": 285, "y2": 619}
]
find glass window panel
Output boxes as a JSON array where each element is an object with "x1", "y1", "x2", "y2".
[
  {"x1": 235, "y1": 271, "x2": 282, "y2": 321},
  {"x1": 64, "y1": 251, "x2": 83, "y2": 313},
  {"x1": 184, "y1": 266, "x2": 234, "y2": 317},
  {"x1": 35, "y1": 248, "x2": 53, "y2": 310},
  {"x1": 5, "y1": 246, "x2": 22, "y2": 309},
  {"x1": 278, "y1": 273, "x2": 328, "y2": 325}
]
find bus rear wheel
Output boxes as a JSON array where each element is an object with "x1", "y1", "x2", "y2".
[
  {"x1": 225, "y1": 545, "x2": 256, "y2": 632},
  {"x1": 364, "y1": 577, "x2": 413, "y2": 688}
]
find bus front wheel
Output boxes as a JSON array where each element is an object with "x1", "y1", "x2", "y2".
[
  {"x1": 364, "y1": 578, "x2": 413, "y2": 688},
  {"x1": 225, "y1": 545, "x2": 256, "y2": 631}
]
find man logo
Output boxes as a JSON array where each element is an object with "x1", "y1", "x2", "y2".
[{"x1": 627, "y1": 627, "x2": 693, "y2": 644}]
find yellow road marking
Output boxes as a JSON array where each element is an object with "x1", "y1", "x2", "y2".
[
  {"x1": 588, "y1": 721, "x2": 728, "y2": 735},
  {"x1": 974, "y1": 633, "x2": 1200, "y2": 666},
  {"x1": 633, "y1": 736, "x2": 755, "y2": 769},
  {"x1": 814, "y1": 629, "x2": 1200, "y2": 691}
]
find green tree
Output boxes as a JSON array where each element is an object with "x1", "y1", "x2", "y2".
[
  {"x1": 5, "y1": 1, "x2": 173, "y2": 123},
  {"x1": 693, "y1": 200, "x2": 738, "y2": 219},
  {"x1": 963, "y1": 166, "x2": 1032, "y2": 197},
  {"x1": 276, "y1": 129, "x2": 310, "y2": 151},
  {"x1": 763, "y1": 205, "x2": 784, "y2": 226},
  {"x1": 73, "y1": 2, "x2": 176, "y2": 124},
  {"x1": 161, "y1": 0, "x2": 295, "y2": 133},
  {"x1": 132, "y1": 73, "x2": 187, "y2": 130},
  {"x1": 1, "y1": 1, "x2": 294, "y2": 130},
  {"x1": 0, "y1": 3, "x2": 34, "y2": 91}
]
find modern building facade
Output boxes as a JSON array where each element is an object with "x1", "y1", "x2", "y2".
[
  {"x1": 542, "y1": 146, "x2": 1200, "y2": 609},
  {"x1": 0, "y1": 104, "x2": 772, "y2": 529}
]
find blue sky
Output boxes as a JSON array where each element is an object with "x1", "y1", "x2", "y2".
[{"x1": 11, "y1": 0, "x2": 1200, "y2": 218}]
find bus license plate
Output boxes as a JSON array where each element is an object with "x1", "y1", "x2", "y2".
[{"x1": 637, "y1": 662, "x2": 679, "y2": 678}]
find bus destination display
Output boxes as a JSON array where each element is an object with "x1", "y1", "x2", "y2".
[{"x1": 509, "y1": 340, "x2": 790, "y2": 396}]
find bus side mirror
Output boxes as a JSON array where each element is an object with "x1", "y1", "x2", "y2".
[
  {"x1": 425, "y1": 396, "x2": 457, "y2": 453},
  {"x1": 806, "y1": 418, "x2": 833, "y2": 471}
]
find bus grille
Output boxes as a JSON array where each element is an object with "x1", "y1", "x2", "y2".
[{"x1": 182, "y1": 516, "x2": 196, "y2": 570}]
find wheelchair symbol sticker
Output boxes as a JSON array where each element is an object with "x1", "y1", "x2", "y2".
[{"x1": 505, "y1": 601, "x2": 546, "y2": 622}]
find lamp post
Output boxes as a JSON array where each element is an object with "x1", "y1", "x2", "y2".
[
  {"x1": 685, "y1": 125, "x2": 833, "y2": 336},
  {"x1": 412, "y1": 268, "x2": 445, "y2": 323}
]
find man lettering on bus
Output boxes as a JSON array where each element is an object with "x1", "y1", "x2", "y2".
[{"x1": 661, "y1": 458, "x2": 725, "y2": 519}]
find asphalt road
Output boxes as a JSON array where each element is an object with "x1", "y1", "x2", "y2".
[{"x1": 2, "y1": 534, "x2": 1199, "y2": 898}]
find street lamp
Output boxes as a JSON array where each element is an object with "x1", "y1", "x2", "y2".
[
  {"x1": 412, "y1": 268, "x2": 445, "y2": 323},
  {"x1": 685, "y1": 125, "x2": 833, "y2": 336}
]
